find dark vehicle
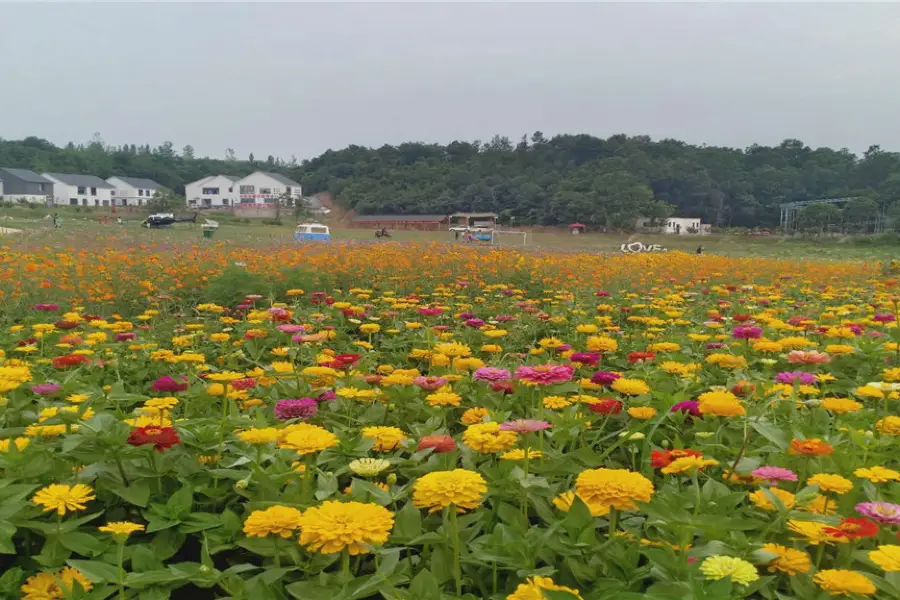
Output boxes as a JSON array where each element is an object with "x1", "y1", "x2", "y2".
[
  {"x1": 375, "y1": 228, "x2": 391, "y2": 238},
  {"x1": 142, "y1": 213, "x2": 198, "y2": 228}
]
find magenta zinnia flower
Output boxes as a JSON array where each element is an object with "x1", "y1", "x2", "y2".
[
  {"x1": 874, "y1": 314, "x2": 896, "y2": 323},
  {"x1": 33, "y1": 303, "x2": 60, "y2": 311},
  {"x1": 570, "y1": 352, "x2": 600, "y2": 366},
  {"x1": 464, "y1": 318, "x2": 485, "y2": 328},
  {"x1": 32, "y1": 383, "x2": 62, "y2": 396},
  {"x1": 775, "y1": 371, "x2": 817, "y2": 385},
  {"x1": 152, "y1": 376, "x2": 188, "y2": 393},
  {"x1": 751, "y1": 466, "x2": 797, "y2": 483},
  {"x1": 472, "y1": 367, "x2": 511, "y2": 382},
  {"x1": 590, "y1": 371, "x2": 621, "y2": 386},
  {"x1": 276, "y1": 324, "x2": 305, "y2": 333},
  {"x1": 499, "y1": 419, "x2": 552, "y2": 433},
  {"x1": 732, "y1": 326, "x2": 762, "y2": 339},
  {"x1": 514, "y1": 364, "x2": 574, "y2": 385},
  {"x1": 274, "y1": 398, "x2": 318, "y2": 420},
  {"x1": 671, "y1": 400, "x2": 701, "y2": 418},
  {"x1": 315, "y1": 390, "x2": 336, "y2": 402},
  {"x1": 856, "y1": 502, "x2": 900, "y2": 525}
]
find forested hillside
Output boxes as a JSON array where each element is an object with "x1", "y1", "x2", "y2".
[{"x1": 3, "y1": 133, "x2": 900, "y2": 227}]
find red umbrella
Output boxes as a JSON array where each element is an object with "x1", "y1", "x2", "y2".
[{"x1": 569, "y1": 223, "x2": 585, "y2": 228}]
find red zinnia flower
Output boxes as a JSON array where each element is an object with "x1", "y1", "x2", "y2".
[
  {"x1": 416, "y1": 435, "x2": 457, "y2": 454},
  {"x1": 628, "y1": 351, "x2": 656, "y2": 364},
  {"x1": 588, "y1": 398, "x2": 623, "y2": 415},
  {"x1": 230, "y1": 378, "x2": 257, "y2": 391},
  {"x1": 126, "y1": 426, "x2": 180, "y2": 452},
  {"x1": 151, "y1": 376, "x2": 188, "y2": 393},
  {"x1": 51, "y1": 354, "x2": 90, "y2": 369},
  {"x1": 54, "y1": 320, "x2": 80, "y2": 330},
  {"x1": 651, "y1": 448, "x2": 703, "y2": 468},
  {"x1": 824, "y1": 518, "x2": 879, "y2": 539},
  {"x1": 490, "y1": 380, "x2": 515, "y2": 395}
]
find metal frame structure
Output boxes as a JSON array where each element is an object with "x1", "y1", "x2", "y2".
[{"x1": 779, "y1": 197, "x2": 859, "y2": 231}]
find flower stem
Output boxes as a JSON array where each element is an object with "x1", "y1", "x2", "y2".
[
  {"x1": 272, "y1": 536, "x2": 281, "y2": 568},
  {"x1": 117, "y1": 541, "x2": 126, "y2": 600},
  {"x1": 449, "y1": 508, "x2": 462, "y2": 596}
]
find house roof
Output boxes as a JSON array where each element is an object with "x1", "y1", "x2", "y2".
[
  {"x1": 264, "y1": 172, "x2": 301, "y2": 187},
  {"x1": 188, "y1": 176, "x2": 216, "y2": 186},
  {"x1": 109, "y1": 176, "x2": 161, "y2": 189},
  {"x1": 0, "y1": 168, "x2": 52, "y2": 184},
  {"x1": 221, "y1": 175, "x2": 240, "y2": 182},
  {"x1": 352, "y1": 214, "x2": 448, "y2": 222},
  {"x1": 44, "y1": 173, "x2": 114, "y2": 188}
]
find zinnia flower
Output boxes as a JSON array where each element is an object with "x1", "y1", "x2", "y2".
[
  {"x1": 32, "y1": 484, "x2": 95, "y2": 515},
  {"x1": 856, "y1": 502, "x2": 900, "y2": 525},
  {"x1": 32, "y1": 383, "x2": 62, "y2": 396},
  {"x1": 611, "y1": 378, "x2": 650, "y2": 396},
  {"x1": 749, "y1": 488, "x2": 796, "y2": 511},
  {"x1": 775, "y1": 371, "x2": 818, "y2": 385},
  {"x1": 876, "y1": 416, "x2": 900, "y2": 436},
  {"x1": 98, "y1": 521, "x2": 145, "y2": 537},
  {"x1": 699, "y1": 556, "x2": 759, "y2": 585},
  {"x1": 569, "y1": 352, "x2": 600, "y2": 366},
  {"x1": 361, "y1": 426, "x2": 407, "y2": 451},
  {"x1": 499, "y1": 419, "x2": 551, "y2": 433},
  {"x1": 274, "y1": 398, "x2": 318, "y2": 420},
  {"x1": 297, "y1": 501, "x2": 394, "y2": 554},
  {"x1": 661, "y1": 455, "x2": 719, "y2": 474},
  {"x1": 506, "y1": 576, "x2": 583, "y2": 600},
  {"x1": 20, "y1": 567, "x2": 92, "y2": 599},
  {"x1": 243, "y1": 505, "x2": 304, "y2": 538},
  {"x1": 786, "y1": 350, "x2": 831, "y2": 364},
  {"x1": 349, "y1": 458, "x2": 391, "y2": 477},
  {"x1": 759, "y1": 543, "x2": 810, "y2": 575},
  {"x1": 651, "y1": 448, "x2": 703, "y2": 468},
  {"x1": 278, "y1": 423, "x2": 338, "y2": 455},
  {"x1": 472, "y1": 367, "x2": 511, "y2": 382},
  {"x1": 813, "y1": 570, "x2": 876, "y2": 596},
  {"x1": 808, "y1": 473, "x2": 853, "y2": 495},
  {"x1": 751, "y1": 466, "x2": 797, "y2": 483},
  {"x1": 462, "y1": 422, "x2": 517, "y2": 453},
  {"x1": 697, "y1": 390, "x2": 745, "y2": 417},
  {"x1": 732, "y1": 326, "x2": 762, "y2": 339},
  {"x1": 413, "y1": 375, "x2": 448, "y2": 390},
  {"x1": 416, "y1": 435, "x2": 457, "y2": 453},
  {"x1": 588, "y1": 398, "x2": 623, "y2": 415},
  {"x1": 412, "y1": 469, "x2": 487, "y2": 513},
  {"x1": 515, "y1": 364, "x2": 574, "y2": 385},
  {"x1": 590, "y1": 371, "x2": 621, "y2": 386},
  {"x1": 823, "y1": 517, "x2": 879, "y2": 539},
  {"x1": 855, "y1": 466, "x2": 900, "y2": 483},
  {"x1": 575, "y1": 468, "x2": 654, "y2": 511},
  {"x1": 869, "y1": 545, "x2": 900, "y2": 571},
  {"x1": 126, "y1": 426, "x2": 180, "y2": 451},
  {"x1": 789, "y1": 438, "x2": 833, "y2": 456},
  {"x1": 151, "y1": 375, "x2": 188, "y2": 392},
  {"x1": 671, "y1": 400, "x2": 701, "y2": 418}
]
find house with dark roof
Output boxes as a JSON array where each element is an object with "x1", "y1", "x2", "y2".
[
  {"x1": 235, "y1": 171, "x2": 302, "y2": 205},
  {"x1": 351, "y1": 214, "x2": 449, "y2": 230},
  {"x1": 185, "y1": 175, "x2": 240, "y2": 207},
  {"x1": 43, "y1": 173, "x2": 115, "y2": 207},
  {"x1": 0, "y1": 168, "x2": 54, "y2": 204},
  {"x1": 106, "y1": 176, "x2": 162, "y2": 206}
]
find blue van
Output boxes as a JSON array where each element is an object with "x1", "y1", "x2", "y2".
[{"x1": 294, "y1": 223, "x2": 331, "y2": 241}]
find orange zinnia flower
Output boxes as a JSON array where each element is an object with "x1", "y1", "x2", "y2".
[{"x1": 789, "y1": 438, "x2": 834, "y2": 456}]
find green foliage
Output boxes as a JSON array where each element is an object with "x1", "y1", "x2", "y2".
[
  {"x1": 199, "y1": 266, "x2": 273, "y2": 306},
  {"x1": 3, "y1": 134, "x2": 900, "y2": 227}
]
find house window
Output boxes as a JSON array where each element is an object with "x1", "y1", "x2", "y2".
[
  {"x1": 90, "y1": 187, "x2": 97, "y2": 196},
  {"x1": 77, "y1": 186, "x2": 86, "y2": 195},
  {"x1": 240, "y1": 185, "x2": 255, "y2": 194},
  {"x1": 228, "y1": 187, "x2": 233, "y2": 192},
  {"x1": 202, "y1": 187, "x2": 219, "y2": 195},
  {"x1": 138, "y1": 189, "x2": 144, "y2": 197},
  {"x1": 259, "y1": 187, "x2": 272, "y2": 195},
  {"x1": 69, "y1": 199, "x2": 77, "y2": 206},
  {"x1": 82, "y1": 198, "x2": 87, "y2": 206}
]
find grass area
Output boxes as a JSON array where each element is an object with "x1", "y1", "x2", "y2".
[{"x1": 0, "y1": 207, "x2": 897, "y2": 261}]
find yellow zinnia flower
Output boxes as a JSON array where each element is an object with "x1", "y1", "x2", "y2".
[
  {"x1": 808, "y1": 473, "x2": 853, "y2": 495},
  {"x1": 855, "y1": 466, "x2": 900, "y2": 483},
  {"x1": 869, "y1": 545, "x2": 900, "y2": 572},
  {"x1": 697, "y1": 390, "x2": 745, "y2": 417},
  {"x1": 462, "y1": 422, "x2": 517, "y2": 453},
  {"x1": 575, "y1": 468, "x2": 654, "y2": 511},
  {"x1": 242, "y1": 506, "x2": 303, "y2": 538},
  {"x1": 361, "y1": 426, "x2": 407, "y2": 452},
  {"x1": 506, "y1": 576, "x2": 583, "y2": 600},
  {"x1": 32, "y1": 484, "x2": 96, "y2": 516},
  {"x1": 98, "y1": 521, "x2": 145, "y2": 537},
  {"x1": 760, "y1": 543, "x2": 810, "y2": 575},
  {"x1": 813, "y1": 570, "x2": 875, "y2": 596},
  {"x1": 413, "y1": 469, "x2": 487, "y2": 513},
  {"x1": 297, "y1": 501, "x2": 393, "y2": 555},
  {"x1": 699, "y1": 556, "x2": 759, "y2": 585}
]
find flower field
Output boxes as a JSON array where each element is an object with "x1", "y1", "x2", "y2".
[{"x1": 2, "y1": 242, "x2": 900, "y2": 599}]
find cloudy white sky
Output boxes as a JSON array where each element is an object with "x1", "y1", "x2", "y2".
[{"x1": 1, "y1": 2, "x2": 899, "y2": 159}]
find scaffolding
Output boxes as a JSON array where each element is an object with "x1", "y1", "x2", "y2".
[{"x1": 779, "y1": 197, "x2": 858, "y2": 232}]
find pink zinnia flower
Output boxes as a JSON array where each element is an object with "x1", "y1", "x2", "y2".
[
  {"x1": 514, "y1": 364, "x2": 574, "y2": 385},
  {"x1": 495, "y1": 315, "x2": 516, "y2": 322},
  {"x1": 277, "y1": 324, "x2": 305, "y2": 333},
  {"x1": 413, "y1": 376, "x2": 449, "y2": 391},
  {"x1": 775, "y1": 371, "x2": 817, "y2": 385},
  {"x1": 418, "y1": 307, "x2": 443, "y2": 316},
  {"x1": 570, "y1": 352, "x2": 600, "y2": 366},
  {"x1": 464, "y1": 318, "x2": 484, "y2": 328},
  {"x1": 874, "y1": 313, "x2": 896, "y2": 323},
  {"x1": 115, "y1": 332, "x2": 137, "y2": 342},
  {"x1": 671, "y1": 400, "x2": 701, "y2": 418},
  {"x1": 856, "y1": 502, "x2": 900, "y2": 525},
  {"x1": 33, "y1": 303, "x2": 60, "y2": 311},
  {"x1": 473, "y1": 367, "x2": 511, "y2": 382},
  {"x1": 751, "y1": 466, "x2": 797, "y2": 483},
  {"x1": 274, "y1": 398, "x2": 318, "y2": 420},
  {"x1": 499, "y1": 419, "x2": 551, "y2": 433},
  {"x1": 32, "y1": 383, "x2": 62, "y2": 396}
]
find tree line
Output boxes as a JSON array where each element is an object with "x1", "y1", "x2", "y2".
[{"x1": 2, "y1": 133, "x2": 900, "y2": 228}]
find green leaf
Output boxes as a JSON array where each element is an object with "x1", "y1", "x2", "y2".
[
  {"x1": 66, "y1": 559, "x2": 123, "y2": 583},
  {"x1": 392, "y1": 503, "x2": 422, "y2": 542},
  {"x1": 408, "y1": 569, "x2": 441, "y2": 600},
  {"x1": 60, "y1": 531, "x2": 105, "y2": 556},
  {"x1": 165, "y1": 486, "x2": 193, "y2": 518},
  {"x1": 543, "y1": 591, "x2": 582, "y2": 600},
  {"x1": 0, "y1": 521, "x2": 16, "y2": 554},
  {"x1": 0, "y1": 567, "x2": 24, "y2": 595},
  {"x1": 286, "y1": 579, "x2": 337, "y2": 600},
  {"x1": 180, "y1": 513, "x2": 222, "y2": 533},
  {"x1": 750, "y1": 420, "x2": 788, "y2": 451},
  {"x1": 111, "y1": 482, "x2": 152, "y2": 507}
]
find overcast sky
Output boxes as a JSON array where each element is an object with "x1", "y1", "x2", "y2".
[{"x1": 2, "y1": 2, "x2": 899, "y2": 160}]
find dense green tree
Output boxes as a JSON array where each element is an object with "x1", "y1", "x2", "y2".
[{"x1": 0, "y1": 134, "x2": 898, "y2": 228}]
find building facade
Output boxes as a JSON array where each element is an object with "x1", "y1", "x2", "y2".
[
  {"x1": 235, "y1": 171, "x2": 302, "y2": 205},
  {"x1": 107, "y1": 176, "x2": 162, "y2": 206},
  {"x1": 43, "y1": 173, "x2": 115, "y2": 207},
  {"x1": 185, "y1": 175, "x2": 240, "y2": 208},
  {"x1": 0, "y1": 168, "x2": 54, "y2": 204}
]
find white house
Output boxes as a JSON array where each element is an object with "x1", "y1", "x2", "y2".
[
  {"x1": 185, "y1": 175, "x2": 239, "y2": 208},
  {"x1": 43, "y1": 173, "x2": 115, "y2": 207},
  {"x1": 235, "y1": 171, "x2": 302, "y2": 205},
  {"x1": 107, "y1": 176, "x2": 162, "y2": 206},
  {"x1": 662, "y1": 217, "x2": 709, "y2": 235}
]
